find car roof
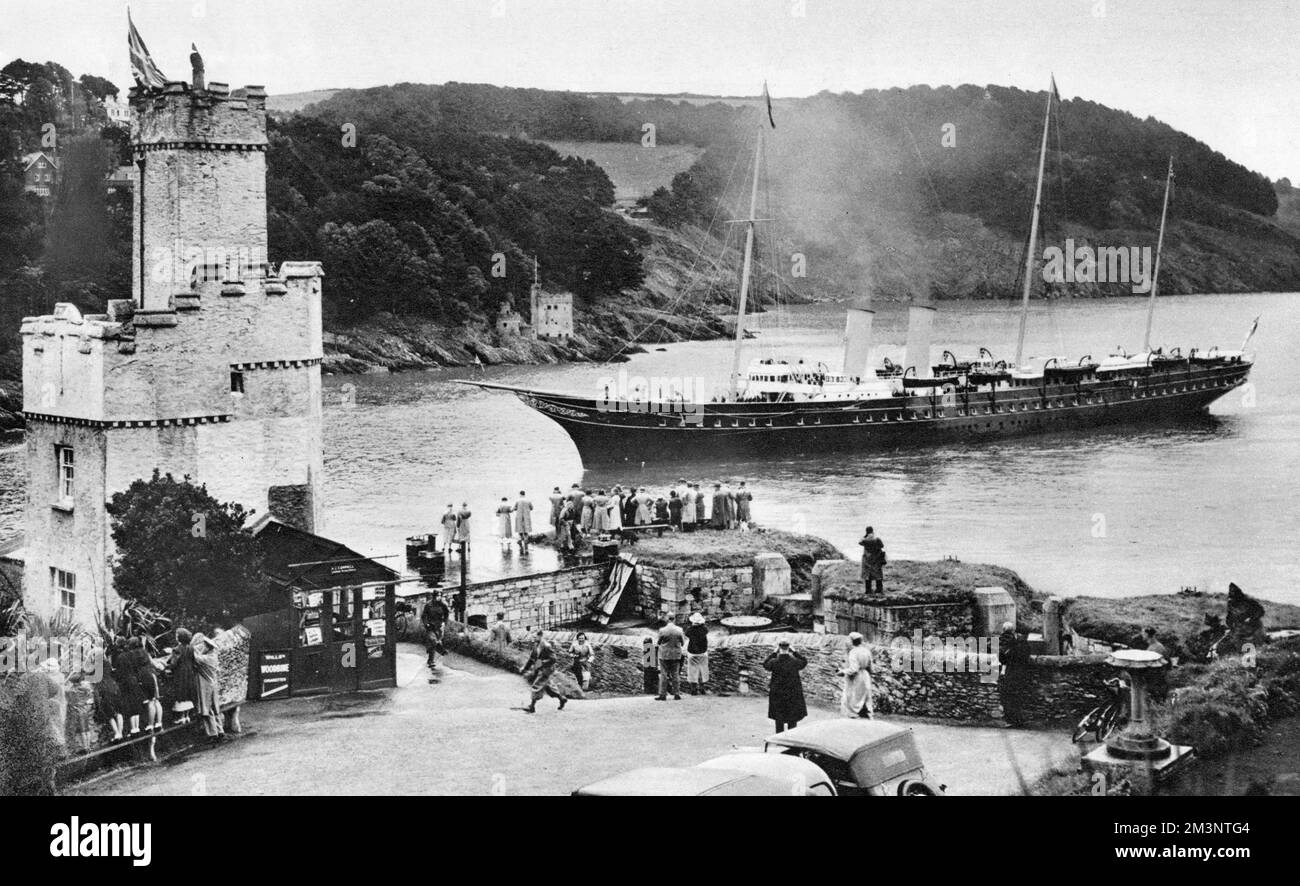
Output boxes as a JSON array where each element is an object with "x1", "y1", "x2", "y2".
[
  {"x1": 572, "y1": 766, "x2": 797, "y2": 796},
  {"x1": 696, "y1": 753, "x2": 836, "y2": 795},
  {"x1": 764, "y1": 718, "x2": 912, "y2": 759}
]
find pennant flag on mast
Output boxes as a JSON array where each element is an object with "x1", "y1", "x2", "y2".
[
  {"x1": 128, "y1": 10, "x2": 168, "y2": 88},
  {"x1": 1049, "y1": 74, "x2": 1060, "y2": 102},
  {"x1": 762, "y1": 81, "x2": 776, "y2": 129}
]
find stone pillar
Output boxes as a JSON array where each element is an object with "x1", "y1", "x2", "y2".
[
  {"x1": 753, "y1": 553, "x2": 791, "y2": 600},
  {"x1": 972, "y1": 586, "x2": 1016, "y2": 637},
  {"x1": 1043, "y1": 596, "x2": 1063, "y2": 655}
]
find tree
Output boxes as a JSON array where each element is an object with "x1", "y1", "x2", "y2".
[
  {"x1": 107, "y1": 472, "x2": 268, "y2": 627},
  {"x1": 77, "y1": 74, "x2": 119, "y2": 103}
]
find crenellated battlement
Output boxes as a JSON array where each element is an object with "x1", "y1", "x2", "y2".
[
  {"x1": 129, "y1": 81, "x2": 268, "y2": 150},
  {"x1": 21, "y1": 47, "x2": 325, "y2": 625}
]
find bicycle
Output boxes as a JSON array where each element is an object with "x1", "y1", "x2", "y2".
[{"x1": 1071, "y1": 676, "x2": 1129, "y2": 743}]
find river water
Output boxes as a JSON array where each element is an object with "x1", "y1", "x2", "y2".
[{"x1": 0, "y1": 292, "x2": 1295, "y2": 604}]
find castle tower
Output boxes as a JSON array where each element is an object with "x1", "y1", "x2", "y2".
[
  {"x1": 528, "y1": 258, "x2": 574, "y2": 342},
  {"x1": 19, "y1": 62, "x2": 324, "y2": 624}
]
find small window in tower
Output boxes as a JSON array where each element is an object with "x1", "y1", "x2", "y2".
[
  {"x1": 55, "y1": 445, "x2": 74, "y2": 507},
  {"x1": 53, "y1": 568, "x2": 76, "y2": 615},
  {"x1": 230, "y1": 370, "x2": 245, "y2": 395}
]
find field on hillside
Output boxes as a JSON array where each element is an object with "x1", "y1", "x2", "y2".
[{"x1": 541, "y1": 140, "x2": 704, "y2": 201}]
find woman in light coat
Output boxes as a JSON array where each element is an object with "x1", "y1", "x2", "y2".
[{"x1": 839, "y1": 632, "x2": 874, "y2": 718}]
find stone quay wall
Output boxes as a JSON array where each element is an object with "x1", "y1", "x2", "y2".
[
  {"x1": 633, "y1": 564, "x2": 755, "y2": 621},
  {"x1": 826, "y1": 597, "x2": 973, "y2": 641},
  {"x1": 427, "y1": 563, "x2": 607, "y2": 631}
]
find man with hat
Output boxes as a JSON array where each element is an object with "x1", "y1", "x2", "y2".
[
  {"x1": 684, "y1": 611, "x2": 711, "y2": 695},
  {"x1": 763, "y1": 640, "x2": 809, "y2": 733}
]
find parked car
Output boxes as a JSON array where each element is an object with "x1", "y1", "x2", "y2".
[
  {"x1": 571, "y1": 765, "x2": 812, "y2": 796},
  {"x1": 763, "y1": 719, "x2": 947, "y2": 796},
  {"x1": 696, "y1": 751, "x2": 837, "y2": 796}
]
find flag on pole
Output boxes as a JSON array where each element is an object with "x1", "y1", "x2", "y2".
[
  {"x1": 762, "y1": 81, "x2": 776, "y2": 129},
  {"x1": 128, "y1": 10, "x2": 168, "y2": 89},
  {"x1": 1049, "y1": 74, "x2": 1060, "y2": 102}
]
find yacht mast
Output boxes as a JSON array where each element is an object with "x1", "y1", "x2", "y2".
[
  {"x1": 1143, "y1": 157, "x2": 1174, "y2": 352},
  {"x1": 1014, "y1": 76, "x2": 1056, "y2": 367},
  {"x1": 729, "y1": 125, "x2": 764, "y2": 398}
]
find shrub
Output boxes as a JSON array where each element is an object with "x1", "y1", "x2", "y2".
[{"x1": 0, "y1": 674, "x2": 63, "y2": 795}]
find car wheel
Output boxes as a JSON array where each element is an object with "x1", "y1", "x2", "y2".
[{"x1": 899, "y1": 779, "x2": 941, "y2": 796}]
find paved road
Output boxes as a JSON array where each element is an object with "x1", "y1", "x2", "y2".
[{"x1": 72, "y1": 645, "x2": 1078, "y2": 796}]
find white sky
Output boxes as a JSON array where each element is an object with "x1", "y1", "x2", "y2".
[{"x1": 3, "y1": 0, "x2": 1297, "y2": 181}]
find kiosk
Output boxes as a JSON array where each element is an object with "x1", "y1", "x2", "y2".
[{"x1": 243, "y1": 517, "x2": 400, "y2": 697}]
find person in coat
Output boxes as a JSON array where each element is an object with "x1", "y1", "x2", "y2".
[
  {"x1": 607, "y1": 487, "x2": 624, "y2": 533},
  {"x1": 165, "y1": 628, "x2": 197, "y2": 725},
  {"x1": 681, "y1": 485, "x2": 697, "y2": 532},
  {"x1": 763, "y1": 640, "x2": 808, "y2": 732},
  {"x1": 635, "y1": 487, "x2": 654, "y2": 525},
  {"x1": 190, "y1": 632, "x2": 225, "y2": 740},
  {"x1": 684, "y1": 611, "x2": 711, "y2": 695},
  {"x1": 568, "y1": 632, "x2": 594, "y2": 692},
  {"x1": 720, "y1": 480, "x2": 737, "y2": 528},
  {"x1": 693, "y1": 483, "x2": 706, "y2": 525},
  {"x1": 997, "y1": 622, "x2": 1031, "y2": 727},
  {"x1": 556, "y1": 500, "x2": 575, "y2": 554},
  {"x1": 668, "y1": 491, "x2": 683, "y2": 529},
  {"x1": 495, "y1": 497, "x2": 514, "y2": 554},
  {"x1": 622, "y1": 486, "x2": 638, "y2": 528},
  {"x1": 549, "y1": 487, "x2": 565, "y2": 531},
  {"x1": 859, "y1": 526, "x2": 886, "y2": 594},
  {"x1": 454, "y1": 503, "x2": 472, "y2": 553},
  {"x1": 112, "y1": 640, "x2": 144, "y2": 736},
  {"x1": 838, "y1": 632, "x2": 873, "y2": 718},
  {"x1": 514, "y1": 491, "x2": 533, "y2": 554},
  {"x1": 655, "y1": 613, "x2": 686, "y2": 700},
  {"x1": 521, "y1": 634, "x2": 568, "y2": 713},
  {"x1": 94, "y1": 656, "x2": 126, "y2": 741},
  {"x1": 590, "y1": 489, "x2": 608, "y2": 534},
  {"x1": 710, "y1": 483, "x2": 728, "y2": 529},
  {"x1": 736, "y1": 481, "x2": 753, "y2": 529},
  {"x1": 440, "y1": 504, "x2": 458, "y2": 553},
  {"x1": 653, "y1": 497, "x2": 670, "y2": 536}
]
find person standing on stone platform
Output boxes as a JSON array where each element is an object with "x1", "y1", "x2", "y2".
[
  {"x1": 556, "y1": 499, "x2": 575, "y2": 554},
  {"x1": 735, "y1": 481, "x2": 753, "y2": 531},
  {"x1": 495, "y1": 497, "x2": 514, "y2": 555},
  {"x1": 710, "y1": 483, "x2": 728, "y2": 529},
  {"x1": 441, "y1": 504, "x2": 458, "y2": 554},
  {"x1": 764, "y1": 640, "x2": 809, "y2": 733},
  {"x1": 694, "y1": 483, "x2": 706, "y2": 525},
  {"x1": 549, "y1": 486, "x2": 565, "y2": 532},
  {"x1": 590, "y1": 489, "x2": 609, "y2": 534},
  {"x1": 668, "y1": 490, "x2": 683, "y2": 530},
  {"x1": 455, "y1": 503, "x2": 472, "y2": 554},
  {"x1": 859, "y1": 526, "x2": 886, "y2": 594},
  {"x1": 681, "y1": 484, "x2": 697, "y2": 532},
  {"x1": 513, "y1": 490, "x2": 533, "y2": 554}
]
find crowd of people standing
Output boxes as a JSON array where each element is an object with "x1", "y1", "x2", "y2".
[{"x1": 435, "y1": 480, "x2": 756, "y2": 558}]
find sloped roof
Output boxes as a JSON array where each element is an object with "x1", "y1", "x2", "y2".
[
  {"x1": 21, "y1": 151, "x2": 57, "y2": 171},
  {"x1": 251, "y1": 516, "x2": 398, "y2": 591}
]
